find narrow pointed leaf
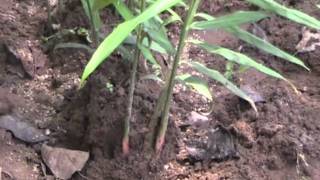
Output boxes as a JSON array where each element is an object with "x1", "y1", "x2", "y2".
[
  {"x1": 81, "y1": 0, "x2": 102, "y2": 30},
  {"x1": 195, "y1": 12, "x2": 308, "y2": 70},
  {"x1": 191, "y1": 11, "x2": 268, "y2": 30},
  {"x1": 114, "y1": 1, "x2": 174, "y2": 55},
  {"x1": 247, "y1": 0, "x2": 320, "y2": 29},
  {"x1": 226, "y1": 26, "x2": 309, "y2": 70},
  {"x1": 191, "y1": 40, "x2": 286, "y2": 80},
  {"x1": 145, "y1": 26, "x2": 175, "y2": 54},
  {"x1": 189, "y1": 61, "x2": 257, "y2": 111},
  {"x1": 81, "y1": 0, "x2": 182, "y2": 83}
]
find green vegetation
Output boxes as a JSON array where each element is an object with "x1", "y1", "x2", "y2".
[{"x1": 54, "y1": 0, "x2": 320, "y2": 154}]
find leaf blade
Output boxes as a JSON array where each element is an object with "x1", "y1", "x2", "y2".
[
  {"x1": 191, "y1": 11, "x2": 268, "y2": 30},
  {"x1": 176, "y1": 74, "x2": 212, "y2": 101},
  {"x1": 191, "y1": 40, "x2": 286, "y2": 80},
  {"x1": 189, "y1": 61, "x2": 257, "y2": 111},
  {"x1": 81, "y1": 0, "x2": 182, "y2": 83},
  {"x1": 247, "y1": 0, "x2": 320, "y2": 29}
]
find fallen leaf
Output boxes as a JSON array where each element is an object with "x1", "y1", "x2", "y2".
[{"x1": 41, "y1": 145, "x2": 89, "y2": 179}]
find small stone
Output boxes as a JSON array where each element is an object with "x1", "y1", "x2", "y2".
[
  {"x1": 188, "y1": 111, "x2": 209, "y2": 128},
  {"x1": 45, "y1": 129, "x2": 51, "y2": 135},
  {"x1": 302, "y1": 86, "x2": 308, "y2": 92},
  {"x1": 0, "y1": 115, "x2": 49, "y2": 143}
]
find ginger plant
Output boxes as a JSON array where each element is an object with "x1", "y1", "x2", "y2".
[{"x1": 79, "y1": 0, "x2": 320, "y2": 155}]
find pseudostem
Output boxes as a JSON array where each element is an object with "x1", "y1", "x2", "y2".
[
  {"x1": 85, "y1": 0, "x2": 99, "y2": 46},
  {"x1": 122, "y1": 0, "x2": 145, "y2": 155},
  {"x1": 155, "y1": 0, "x2": 201, "y2": 153}
]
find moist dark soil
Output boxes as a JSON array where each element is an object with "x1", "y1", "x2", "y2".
[{"x1": 1, "y1": 0, "x2": 320, "y2": 179}]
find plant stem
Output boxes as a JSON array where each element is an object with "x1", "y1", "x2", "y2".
[
  {"x1": 128, "y1": 0, "x2": 134, "y2": 10},
  {"x1": 85, "y1": 0, "x2": 99, "y2": 46},
  {"x1": 122, "y1": 0, "x2": 145, "y2": 155},
  {"x1": 155, "y1": 0, "x2": 201, "y2": 153}
]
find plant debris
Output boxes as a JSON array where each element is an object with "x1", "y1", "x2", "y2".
[{"x1": 41, "y1": 144, "x2": 89, "y2": 180}]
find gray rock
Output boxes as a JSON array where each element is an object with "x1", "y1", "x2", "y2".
[{"x1": 0, "y1": 115, "x2": 49, "y2": 143}]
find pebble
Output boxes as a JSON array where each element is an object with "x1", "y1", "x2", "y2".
[{"x1": 188, "y1": 111, "x2": 209, "y2": 128}]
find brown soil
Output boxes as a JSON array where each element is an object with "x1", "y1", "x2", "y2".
[{"x1": 1, "y1": 0, "x2": 320, "y2": 179}]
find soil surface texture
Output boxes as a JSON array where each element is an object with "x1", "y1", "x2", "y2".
[{"x1": 0, "y1": 0, "x2": 320, "y2": 179}]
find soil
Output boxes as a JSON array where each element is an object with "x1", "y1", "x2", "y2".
[{"x1": 1, "y1": 0, "x2": 320, "y2": 179}]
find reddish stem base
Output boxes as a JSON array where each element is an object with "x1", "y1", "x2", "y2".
[
  {"x1": 155, "y1": 135, "x2": 165, "y2": 154},
  {"x1": 122, "y1": 137, "x2": 129, "y2": 156}
]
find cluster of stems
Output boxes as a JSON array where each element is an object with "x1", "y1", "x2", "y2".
[{"x1": 80, "y1": 0, "x2": 201, "y2": 155}]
